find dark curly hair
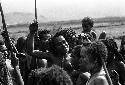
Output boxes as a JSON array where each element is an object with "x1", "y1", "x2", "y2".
[
  {"x1": 81, "y1": 41, "x2": 107, "y2": 68},
  {"x1": 49, "y1": 28, "x2": 77, "y2": 54},
  {"x1": 28, "y1": 65, "x2": 73, "y2": 85},
  {"x1": 38, "y1": 29, "x2": 51, "y2": 40},
  {"x1": 55, "y1": 28, "x2": 76, "y2": 44},
  {"x1": 16, "y1": 37, "x2": 26, "y2": 53},
  {"x1": 82, "y1": 17, "x2": 94, "y2": 29},
  {"x1": 101, "y1": 38, "x2": 119, "y2": 63},
  {"x1": 88, "y1": 41, "x2": 107, "y2": 66},
  {"x1": 101, "y1": 38, "x2": 118, "y2": 53}
]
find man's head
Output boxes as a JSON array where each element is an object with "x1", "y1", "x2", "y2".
[
  {"x1": 16, "y1": 37, "x2": 26, "y2": 53},
  {"x1": 79, "y1": 41, "x2": 107, "y2": 72},
  {"x1": 50, "y1": 35, "x2": 69, "y2": 56},
  {"x1": 38, "y1": 30, "x2": 51, "y2": 51},
  {"x1": 52, "y1": 28, "x2": 76, "y2": 52},
  {"x1": 29, "y1": 65, "x2": 73, "y2": 85},
  {"x1": 49, "y1": 30, "x2": 70, "y2": 56},
  {"x1": 82, "y1": 17, "x2": 94, "y2": 32},
  {"x1": 38, "y1": 29, "x2": 51, "y2": 41},
  {"x1": 101, "y1": 38, "x2": 118, "y2": 63}
]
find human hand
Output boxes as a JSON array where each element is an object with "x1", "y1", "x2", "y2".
[{"x1": 29, "y1": 21, "x2": 38, "y2": 34}]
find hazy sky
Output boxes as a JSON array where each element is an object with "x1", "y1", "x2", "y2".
[{"x1": 1, "y1": 0, "x2": 125, "y2": 21}]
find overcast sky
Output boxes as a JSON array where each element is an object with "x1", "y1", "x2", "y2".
[{"x1": 1, "y1": 0, "x2": 125, "y2": 21}]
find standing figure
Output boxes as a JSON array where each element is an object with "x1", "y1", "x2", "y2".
[{"x1": 81, "y1": 17, "x2": 96, "y2": 41}]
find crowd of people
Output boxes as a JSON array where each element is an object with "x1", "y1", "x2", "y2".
[{"x1": 0, "y1": 17, "x2": 125, "y2": 85}]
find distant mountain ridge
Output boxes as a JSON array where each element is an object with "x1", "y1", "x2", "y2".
[
  {"x1": 94, "y1": 16, "x2": 125, "y2": 23},
  {"x1": 0, "y1": 12, "x2": 48, "y2": 26},
  {"x1": 47, "y1": 16, "x2": 125, "y2": 25},
  {"x1": 0, "y1": 12, "x2": 125, "y2": 27}
]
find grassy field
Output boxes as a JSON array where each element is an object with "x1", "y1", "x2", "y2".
[{"x1": 1, "y1": 21, "x2": 125, "y2": 50}]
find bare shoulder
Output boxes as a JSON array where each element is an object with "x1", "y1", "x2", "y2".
[{"x1": 94, "y1": 76, "x2": 108, "y2": 85}]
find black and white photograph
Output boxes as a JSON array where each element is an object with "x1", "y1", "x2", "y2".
[{"x1": 0, "y1": 0, "x2": 125, "y2": 85}]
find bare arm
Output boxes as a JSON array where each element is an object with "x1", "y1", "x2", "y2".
[
  {"x1": 26, "y1": 32, "x2": 35, "y2": 56},
  {"x1": 26, "y1": 22, "x2": 50, "y2": 59}
]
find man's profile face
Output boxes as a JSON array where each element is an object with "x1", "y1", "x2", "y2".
[
  {"x1": 54, "y1": 36, "x2": 69, "y2": 55},
  {"x1": 42, "y1": 34, "x2": 51, "y2": 41}
]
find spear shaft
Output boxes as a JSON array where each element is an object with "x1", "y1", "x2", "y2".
[{"x1": 35, "y1": 0, "x2": 37, "y2": 21}]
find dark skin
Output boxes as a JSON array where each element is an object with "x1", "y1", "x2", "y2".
[
  {"x1": 26, "y1": 22, "x2": 71, "y2": 68},
  {"x1": 70, "y1": 45, "x2": 91, "y2": 85},
  {"x1": 103, "y1": 38, "x2": 125, "y2": 85},
  {"x1": 38, "y1": 33, "x2": 51, "y2": 52},
  {"x1": 79, "y1": 44, "x2": 108, "y2": 85}
]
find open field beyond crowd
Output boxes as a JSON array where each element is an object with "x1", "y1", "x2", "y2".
[{"x1": 1, "y1": 21, "x2": 125, "y2": 49}]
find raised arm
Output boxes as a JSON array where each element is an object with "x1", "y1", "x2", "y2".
[
  {"x1": 26, "y1": 22, "x2": 50, "y2": 59},
  {"x1": 26, "y1": 22, "x2": 37, "y2": 55}
]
